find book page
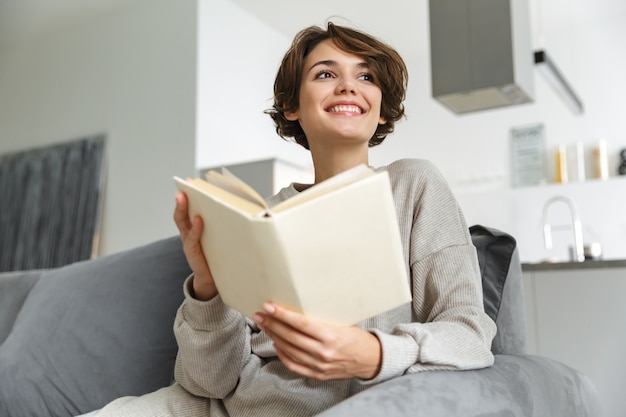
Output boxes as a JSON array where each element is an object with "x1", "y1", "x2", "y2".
[
  {"x1": 204, "y1": 168, "x2": 268, "y2": 209},
  {"x1": 271, "y1": 164, "x2": 374, "y2": 214},
  {"x1": 174, "y1": 176, "x2": 265, "y2": 217}
]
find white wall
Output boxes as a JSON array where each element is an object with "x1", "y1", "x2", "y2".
[
  {"x1": 195, "y1": 0, "x2": 313, "y2": 172},
  {"x1": 0, "y1": 0, "x2": 197, "y2": 255},
  {"x1": 199, "y1": 0, "x2": 626, "y2": 262}
]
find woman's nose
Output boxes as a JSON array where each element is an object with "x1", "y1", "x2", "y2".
[{"x1": 336, "y1": 79, "x2": 357, "y2": 94}]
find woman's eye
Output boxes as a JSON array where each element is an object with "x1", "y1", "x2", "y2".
[
  {"x1": 359, "y1": 73, "x2": 375, "y2": 82},
  {"x1": 315, "y1": 70, "x2": 333, "y2": 79}
]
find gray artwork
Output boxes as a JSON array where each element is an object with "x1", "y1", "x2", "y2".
[{"x1": 0, "y1": 135, "x2": 106, "y2": 272}]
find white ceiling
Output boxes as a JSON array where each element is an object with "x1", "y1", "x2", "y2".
[
  {"x1": 228, "y1": 0, "x2": 428, "y2": 57},
  {"x1": 2, "y1": 0, "x2": 625, "y2": 53},
  {"x1": 228, "y1": 0, "x2": 626, "y2": 52}
]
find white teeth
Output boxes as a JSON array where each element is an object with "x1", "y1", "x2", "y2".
[{"x1": 327, "y1": 105, "x2": 362, "y2": 113}]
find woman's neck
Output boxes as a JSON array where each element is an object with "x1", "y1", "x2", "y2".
[{"x1": 310, "y1": 144, "x2": 369, "y2": 184}]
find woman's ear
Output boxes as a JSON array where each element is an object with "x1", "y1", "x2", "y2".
[
  {"x1": 378, "y1": 115, "x2": 387, "y2": 125},
  {"x1": 284, "y1": 109, "x2": 299, "y2": 121},
  {"x1": 284, "y1": 112, "x2": 298, "y2": 121},
  {"x1": 283, "y1": 102, "x2": 299, "y2": 121}
]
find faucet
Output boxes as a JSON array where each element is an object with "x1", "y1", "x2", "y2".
[{"x1": 542, "y1": 196, "x2": 585, "y2": 262}]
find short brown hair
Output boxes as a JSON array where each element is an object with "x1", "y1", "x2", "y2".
[{"x1": 266, "y1": 22, "x2": 408, "y2": 150}]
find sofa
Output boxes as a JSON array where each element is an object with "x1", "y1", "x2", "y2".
[{"x1": 0, "y1": 225, "x2": 602, "y2": 416}]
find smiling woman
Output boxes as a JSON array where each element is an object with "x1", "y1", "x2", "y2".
[
  {"x1": 80, "y1": 21, "x2": 497, "y2": 417},
  {"x1": 282, "y1": 39, "x2": 386, "y2": 173},
  {"x1": 266, "y1": 22, "x2": 408, "y2": 151}
]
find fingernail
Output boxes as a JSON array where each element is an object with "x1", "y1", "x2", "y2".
[
  {"x1": 253, "y1": 313, "x2": 263, "y2": 323},
  {"x1": 263, "y1": 303, "x2": 275, "y2": 314}
]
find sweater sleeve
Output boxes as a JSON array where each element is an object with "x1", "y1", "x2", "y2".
[
  {"x1": 362, "y1": 159, "x2": 497, "y2": 384},
  {"x1": 173, "y1": 274, "x2": 254, "y2": 399},
  {"x1": 367, "y1": 245, "x2": 497, "y2": 383}
]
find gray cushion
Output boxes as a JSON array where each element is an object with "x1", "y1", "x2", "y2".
[
  {"x1": 0, "y1": 270, "x2": 43, "y2": 344},
  {"x1": 469, "y1": 225, "x2": 528, "y2": 354},
  {"x1": 0, "y1": 236, "x2": 190, "y2": 417},
  {"x1": 469, "y1": 224, "x2": 515, "y2": 322},
  {"x1": 315, "y1": 354, "x2": 603, "y2": 417}
]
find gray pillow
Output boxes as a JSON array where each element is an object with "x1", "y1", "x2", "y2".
[
  {"x1": 469, "y1": 224, "x2": 527, "y2": 354},
  {"x1": 469, "y1": 224, "x2": 516, "y2": 323},
  {"x1": 0, "y1": 270, "x2": 42, "y2": 345},
  {"x1": 0, "y1": 236, "x2": 191, "y2": 417}
]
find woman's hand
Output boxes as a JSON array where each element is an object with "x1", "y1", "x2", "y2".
[
  {"x1": 253, "y1": 303, "x2": 382, "y2": 381},
  {"x1": 173, "y1": 191, "x2": 218, "y2": 301}
]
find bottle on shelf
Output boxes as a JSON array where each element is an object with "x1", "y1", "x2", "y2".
[
  {"x1": 555, "y1": 144, "x2": 568, "y2": 183},
  {"x1": 568, "y1": 141, "x2": 586, "y2": 182},
  {"x1": 593, "y1": 139, "x2": 609, "y2": 180}
]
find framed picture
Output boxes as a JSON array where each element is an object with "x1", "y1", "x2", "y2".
[
  {"x1": 0, "y1": 135, "x2": 106, "y2": 271},
  {"x1": 510, "y1": 124, "x2": 545, "y2": 187}
]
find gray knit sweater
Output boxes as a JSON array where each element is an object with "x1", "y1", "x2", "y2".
[{"x1": 85, "y1": 159, "x2": 496, "y2": 417}]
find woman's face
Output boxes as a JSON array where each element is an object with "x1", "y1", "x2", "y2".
[{"x1": 285, "y1": 39, "x2": 386, "y2": 150}]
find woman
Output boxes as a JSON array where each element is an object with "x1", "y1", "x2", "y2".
[{"x1": 84, "y1": 21, "x2": 496, "y2": 417}]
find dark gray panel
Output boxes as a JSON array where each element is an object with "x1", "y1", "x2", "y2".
[
  {"x1": 429, "y1": 0, "x2": 474, "y2": 95},
  {"x1": 0, "y1": 135, "x2": 106, "y2": 271},
  {"x1": 469, "y1": 0, "x2": 514, "y2": 88}
]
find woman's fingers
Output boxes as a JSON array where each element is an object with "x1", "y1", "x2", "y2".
[
  {"x1": 173, "y1": 192, "x2": 192, "y2": 238},
  {"x1": 173, "y1": 191, "x2": 218, "y2": 300},
  {"x1": 255, "y1": 303, "x2": 382, "y2": 380},
  {"x1": 174, "y1": 191, "x2": 203, "y2": 255}
]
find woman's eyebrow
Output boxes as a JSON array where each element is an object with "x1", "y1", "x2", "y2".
[
  {"x1": 307, "y1": 60, "x2": 370, "y2": 73},
  {"x1": 307, "y1": 60, "x2": 337, "y2": 73}
]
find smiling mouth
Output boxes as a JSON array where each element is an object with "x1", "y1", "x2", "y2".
[{"x1": 326, "y1": 105, "x2": 363, "y2": 114}]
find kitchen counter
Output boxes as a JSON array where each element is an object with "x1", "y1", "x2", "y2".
[
  {"x1": 522, "y1": 258, "x2": 626, "y2": 271},
  {"x1": 522, "y1": 262, "x2": 626, "y2": 417}
]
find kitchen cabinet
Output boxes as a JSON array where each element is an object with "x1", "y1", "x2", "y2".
[
  {"x1": 199, "y1": 158, "x2": 313, "y2": 197},
  {"x1": 522, "y1": 262, "x2": 626, "y2": 417}
]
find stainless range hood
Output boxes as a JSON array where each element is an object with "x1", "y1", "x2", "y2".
[{"x1": 429, "y1": 0, "x2": 534, "y2": 114}]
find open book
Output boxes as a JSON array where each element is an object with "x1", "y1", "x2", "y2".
[{"x1": 173, "y1": 164, "x2": 411, "y2": 326}]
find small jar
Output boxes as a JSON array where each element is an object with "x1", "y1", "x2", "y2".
[{"x1": 584, "y1": 242, "x2": 603, "y2": 260}]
